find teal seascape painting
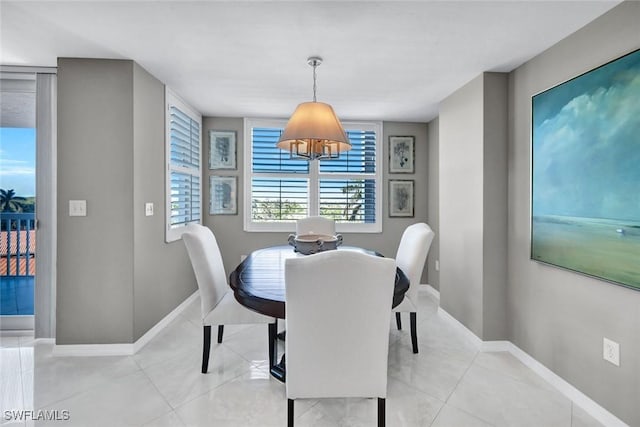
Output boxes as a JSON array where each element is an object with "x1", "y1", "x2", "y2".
[{"x1": 532, "y1": 49, "x2": 640, "y2": 291}]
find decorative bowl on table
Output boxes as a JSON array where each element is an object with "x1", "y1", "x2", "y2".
[{"x1": 288, "y1": 233, "x2": 343, "y2": 255}]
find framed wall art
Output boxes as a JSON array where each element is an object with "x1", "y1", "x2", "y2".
[
  {"x1": 389, "y1": 136, "x2": 414, "y2": 173},
  {"x1": 389, "y1": 180, "x2": 414, "y2": 217},
  {"x1": 209, "y1": 130, "x2": 237, "y2": 170},
  {"x1": 531, "y1": 48, "x2": 640, "y2": 291},
  {"x1": 210, "y1": 176, "x2": 237, "y2": 215}
]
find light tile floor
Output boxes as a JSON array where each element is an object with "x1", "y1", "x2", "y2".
[{"x1": 1, "y1": 290, "x2": 605, "y2": 426}]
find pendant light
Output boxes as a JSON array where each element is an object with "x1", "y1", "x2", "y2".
[{"x1": 276, "y1": 57, "x2": 351, "y2": 160}]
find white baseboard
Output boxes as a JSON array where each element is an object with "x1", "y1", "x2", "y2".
[
  {"x1": 133, "y1": 291, "x2": 199, "y2": 353},
  {"x1": 479, "y1": 340, "x2": 513, "y2": 352},
  {"x1": 437, "y1": 306, "x2": 483, "y2": 348},
  {"x1": 34, "y1": 338, "x2": 55, "y2": 345},
  {"x1": 53, "y1": 291, "x2": 199, "y2": 357},
  {"x1": 52, "y1": 343, "x2": 135, "y2": 357},
  {"x1": 0, "y1": 329, "x2": 34, "y2": 337},
  {"x1": 436, "y1": 305, "x2": 628, "y2": 427},
  {"x1": 502, "y1": 342, "x2": 628, "y2": 427}
]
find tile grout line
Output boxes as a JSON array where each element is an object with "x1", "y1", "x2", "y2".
[
  {"x1": 472, "y1": 354, "x2": 566, "y2": 396},
  {"x1": 16, "y1": 335, "x2": 26, "y2": 413},
  {"x1": 33, "y1": 354, "x2": 144, "y2": 410},
  {"x1": 427, "y1": 402, "x2": 446, "y2": 427},
  {"x1": 164, "y1": 349, "x2": 255, "y2": 413},
  {"x1": 293, "y1": 400, "x2": 324, "y2": 423},
  {"x1": 440, "y1": 350, "x2": 499, "y2": 427},
  {"x1": 139, "y1": 410, "x2": 182, "y2": 427},
  {"x1": 132, "y1": 341, "x2": 200, "y2": 372},
  {"x1": 136, "y1": 363, "x2": 177, "y2": 422},
  {"x1": 0, "y1": 337, "x2": 26, "y2": 427},
  {"x1": 447, "y1": 349, "x2": 479, "y2": 403}
]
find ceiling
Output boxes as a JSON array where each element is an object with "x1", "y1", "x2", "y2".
[{"x1": 0, "y1": 1, "x2": 620, "y2": 123}]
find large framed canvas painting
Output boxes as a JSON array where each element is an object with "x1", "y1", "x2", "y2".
[{"x1": 531, "y1": 48, "x2": 640, "y2": 291}]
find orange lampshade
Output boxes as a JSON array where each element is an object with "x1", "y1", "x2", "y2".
[{"x1": 276, "y1": 101, "x2": 351, "y2": 159}]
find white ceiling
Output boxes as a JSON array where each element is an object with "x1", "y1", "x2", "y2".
[{"x1": 0, "y1": 1, "x2": 620, "y2": 123}]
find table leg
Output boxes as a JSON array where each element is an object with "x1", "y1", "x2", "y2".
[
  {"x1": 269, "y1": 320, "x2": 286, "y2": 382},
  {"x1": 270, "y1": 354, "x2": 286, "y2": 383},
  {"x1": 268, "y1": 322, "x2": 277, "y2": 369}
]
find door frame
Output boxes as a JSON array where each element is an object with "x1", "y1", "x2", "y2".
[{"x1": 0, "y1": 66, "x2": 56, "y2": 337}]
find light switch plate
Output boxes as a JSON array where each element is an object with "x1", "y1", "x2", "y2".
[
  {"x1": 603, "y1": 337, "x2": 620, "y2": 366},
  {"x1": 69, "y1": 200, "x2": 87, "y2": 217},
  {"x1": 145, "y1": 202, "x2": 154, "y2": 216}
]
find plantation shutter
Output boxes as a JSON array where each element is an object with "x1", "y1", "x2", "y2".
[
  {"x1": 250, "y1": 127, "x2": 309, "y2": 222},
  {"x1": 245, "y1": 119, "x2": 381, "y2": 232},
  {"x1": 166, "y1": 89, "x2": 201, "y2": 242},
  {"x1": 319, "y1": 129, "x2": 377, "y2": 223}
]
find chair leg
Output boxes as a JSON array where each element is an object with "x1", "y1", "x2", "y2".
[
  {"x1": 410, "y1": 312, "x2": 418, "y2": 354},
  {"x1": 217, "y1": 325, "x2": 224, "y2": 343},
  {"x1": 395, "y1": 312, "x2": 402, "y2": 330},
  {"x1": 288, "y1": 398, "x2": 294, "y2": 427},
  {"x1": 202, "y1": 325, "x2": 211, "y2": 373},
  {"x1": 378, "y1": 398, "x2": 385, "y2": 427},
  {"x1": 268, "y1": 322, "x2": 277, "y2": 368}
]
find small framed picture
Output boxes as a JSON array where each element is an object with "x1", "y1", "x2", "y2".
[
  {"x1": 389, "y1": 180, "x2": 414, "y2": 217},
  {"x1": 209, "y1": 130, "x2": 237, "y2": 170},
  {"x1": 389, "y1": 136, "x2": 415, "y2": 173},
  {"x1": 210, "y1": 176, "x2": 237, "y2": 215}
]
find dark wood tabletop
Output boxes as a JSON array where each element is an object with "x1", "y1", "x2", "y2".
[{"x1": 229, "y1": 245, "x2": 410, "y2": 319}]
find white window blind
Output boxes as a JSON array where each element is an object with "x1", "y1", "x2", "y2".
[
  {"x1": 166, "y1": 89, "x2": 202, "y2": 242},
  {"x1": 244, "y1": 118, "x2": 382, "y2": 233}
]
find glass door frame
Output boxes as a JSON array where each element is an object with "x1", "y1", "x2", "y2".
[{"x1": 0, "y1": 66, "x2": 56, "y2": 336}]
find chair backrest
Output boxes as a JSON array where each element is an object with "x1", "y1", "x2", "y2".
[
  {"x1": 285, "y1": 250, "x2": 396, "y2": 399},
  {"x1": 396, "y1": 223, "x2": 435, "y2": 304},
  {"x1": 182, "y1": 224, "x2": 229, "y2": 320},
  {"x1": 296, "y1": 216, "x2": 335, "y2": 236}
]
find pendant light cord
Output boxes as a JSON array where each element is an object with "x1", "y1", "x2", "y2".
[
  {"x1": 307, "y1": 56, "x2": 322, "y2": 102},
  {"x1": 312, "y1": 61, "x2": 317, "y2": 102}
]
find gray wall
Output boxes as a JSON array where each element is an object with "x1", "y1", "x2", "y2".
[
  {"x1": 439, "y1": 72, "x2": 508, "y2": 340},
  {"x1": 482, "y1": 73, "x2": 508, "y2": 341},
  {"x1": 203, "y1": 118, "x2": 432, "y2": 284},
  {"x1": 132, "y1": 63, "x2": 196, "y2": 340},
  {"x1": 439, "y1": 75, "x2": 485, "y2": 338},
  {"x1": 508, "y1": 3, "x2": 640, "y2": 425},
  {"x1": 56, "y1": 58, "x2": 197, "y2": 344},
  {"x1": 427, "y1": 117, "x2": 439, "y2": 290},
  {"x1": 57, "y1": 59, "x2": 135, "y2": 344}
]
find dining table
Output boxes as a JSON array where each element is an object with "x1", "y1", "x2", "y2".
[{"x1": 228, "y1": 245, "x2": 410, "y2": 382}]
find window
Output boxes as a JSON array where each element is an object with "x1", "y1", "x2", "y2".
[
  {"x1": 244, "y1": 118, "x2": 382, "y2": 232},
  {"x1": 165, "y1": 88, "x2": 202, "y2": 242}
]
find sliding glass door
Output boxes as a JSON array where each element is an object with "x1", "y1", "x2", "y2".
[{"x1": 0, "y1": 72, "x2": 36, "y2": 330}]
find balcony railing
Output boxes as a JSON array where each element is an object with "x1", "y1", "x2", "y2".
[{"x1": 1, "y1": 213, "x2": 36, "y2": 277}]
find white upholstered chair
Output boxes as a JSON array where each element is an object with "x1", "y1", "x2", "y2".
[
  {"x1": 393, "y1": 222, "x2": 435, "y2": 353},
  {"x1": 285, "y1": 250, "x2": 396, "y2": 427},
  {"x1": 182, "y1": 224, "x2": 275, "y2": 373},
  {"x1": 296, "y1": 216, "x2": 335, "y2": 236}
]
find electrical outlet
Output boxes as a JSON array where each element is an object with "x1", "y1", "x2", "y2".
[
  {"x1": 145, "y1": 202, "x2": 154, "y2": 216},
  {"x1": 603, "y1": 337, "x2": 620, "y2": 366}
]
